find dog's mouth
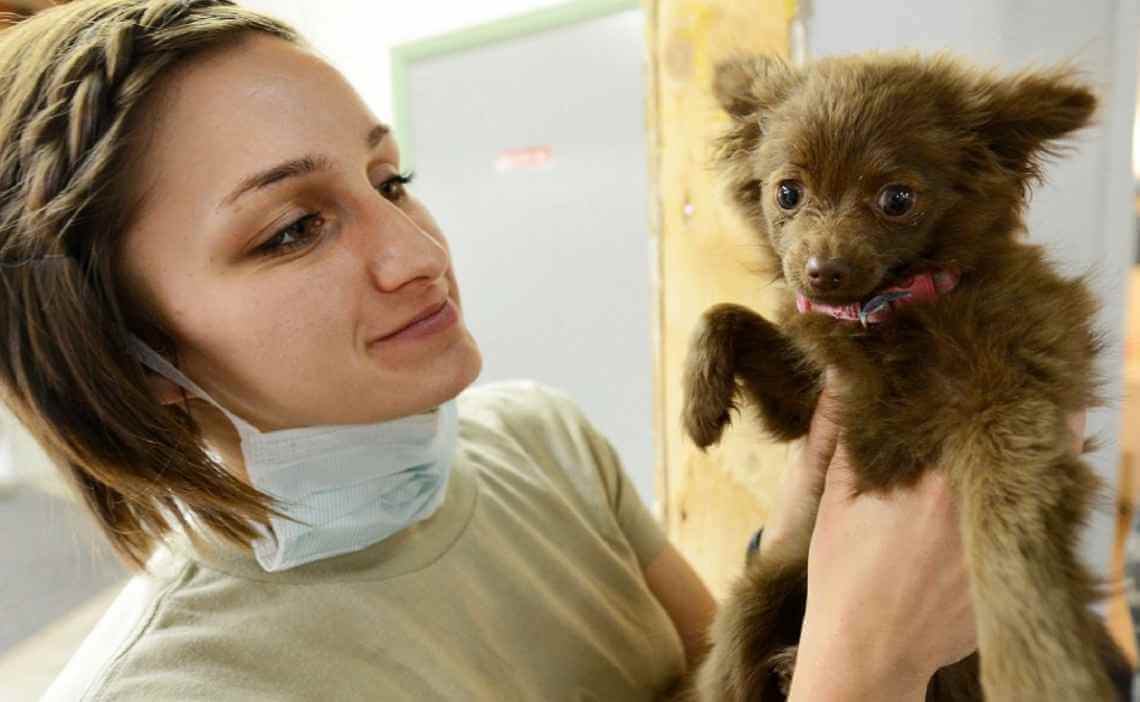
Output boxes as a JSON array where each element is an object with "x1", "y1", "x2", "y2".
[
  {"x1": 795, "y1": 259, "x2": 962, "y2": 326},
  {"x1": 797, "y1": 261, "x2": 913, "y2": 306}
]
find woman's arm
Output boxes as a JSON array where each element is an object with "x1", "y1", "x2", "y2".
[{"x1": 645, "y1": 540, "x2": 718, "y2": 670}]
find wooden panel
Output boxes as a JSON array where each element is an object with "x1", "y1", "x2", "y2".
[
  {"x1": 1114, "y1": 266, "x2": 1140, "y2": 665},
  {"x1": 1123, "y1": 267, "x2": 1138, "y2": 541},
  {"x1": 645, "y1": 0, "x2": 791, "y2": 596},
  {"x1": 1126, "y1": 266, "x2": 1140, "y2": 393},
  {"x1": 1107, "y1": 451, "x2": 1138, "y2": 668}
]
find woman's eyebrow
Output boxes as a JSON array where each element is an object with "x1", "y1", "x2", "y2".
[{"x1": 218, "y1": 123, "x2": 391, "y2": 210}]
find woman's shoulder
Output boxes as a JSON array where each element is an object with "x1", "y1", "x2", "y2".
[
  {"x1": 41, "y1": 549, "x2": 275, "y2": 702},
  {"x1": 455, "y1": 380, "x2": 624, "y2": 514},
  {"x1": 457, "y1": 379, "x2": 582, "y2": 423},
  {"x1": 456, "y1": 380, "x2": 601, "y2": 461},
  {"x1": 41, "y1": 549, "x2": 194, "y2": 702}
]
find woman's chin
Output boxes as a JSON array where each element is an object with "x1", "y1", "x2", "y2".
[
  {"x1": 449, "y1": 334, "x2": 483, "y2": 394},
  {"x1": 411, "y1": 335, "x2": 483, "y2": 412},
  {"x1": 352, "y1": 329, "x2": 482, "y2": 421}
]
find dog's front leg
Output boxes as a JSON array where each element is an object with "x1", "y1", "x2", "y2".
[
  {"x1": 683, "y1": 303, "x2": 821, "y2": 449},
  {"x1": 950, "y1": 410, "x2": 1117, "y2": 701}
]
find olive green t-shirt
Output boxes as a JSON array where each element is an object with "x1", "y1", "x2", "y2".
[{"x1": 43, "y1": 381, "x2": 686, "y2": 701}]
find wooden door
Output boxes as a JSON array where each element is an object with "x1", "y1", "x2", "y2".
[{"x1": 644, "y1": 0, "x2": 793, "y2": 596}]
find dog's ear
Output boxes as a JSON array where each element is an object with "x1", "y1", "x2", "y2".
[
  {"x1": 971, "y1": 67, "x2": 1097, "y2": 181},
  {"x1": 713, "y1": 55, "x2": 802, "y2": 120}
]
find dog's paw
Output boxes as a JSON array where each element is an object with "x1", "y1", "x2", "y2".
[
  {"x1": 683, "y1": 391, "x2": 734, "y2": 449},
  {"x1": 682, "y1": 310, "x2": 740, "y2": 449}
]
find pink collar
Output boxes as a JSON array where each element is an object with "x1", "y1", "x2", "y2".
[{"x1": 796, "y1": 268, "x2": 960, "y2": 326}]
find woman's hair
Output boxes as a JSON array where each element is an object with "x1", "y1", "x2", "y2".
[{"x1": 0, "y1": 0, "x2": 300, "y2": 568}]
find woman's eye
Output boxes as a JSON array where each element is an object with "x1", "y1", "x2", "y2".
[
  {"x1": 776, "y1": 180, "x2": 804, "y2": 210},
  {"x1": 258, "y1": 213, "x2": 327, "y2": 256},
  {"x1": 877, "y1": 184, "x2": 916, "y2": 218},
  {"x1": 378, "y1": 171, "x2": 415, "y2": 201},
  {"x1": 254, "y1": 171, "x2": 415, "y2": 258}
]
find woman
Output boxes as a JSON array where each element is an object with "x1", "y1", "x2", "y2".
[{"x1": 0, "y1": 1, "x2": 985, "y2": 700}]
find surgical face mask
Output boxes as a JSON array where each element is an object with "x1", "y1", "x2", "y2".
[{"x1": 126, "y1": 335, "x2": 458, "y2": 572}]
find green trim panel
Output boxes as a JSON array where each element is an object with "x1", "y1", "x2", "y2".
[{"x1": 391, "y1": 0, "x2": 641, "y2": 170}]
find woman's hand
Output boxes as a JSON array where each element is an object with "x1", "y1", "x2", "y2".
[
  {"x1": 760, "y1": 373, "x2": 842, "y2": 556},
  {"x1": 790, "y1": 440, "x2": 975, "y2": 701}
]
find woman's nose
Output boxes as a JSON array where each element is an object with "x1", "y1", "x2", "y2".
[{"x1": 360, "y1": 200, "x2": 449, "y2": 293}]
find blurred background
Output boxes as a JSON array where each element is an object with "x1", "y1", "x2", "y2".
[{"x1": 0, "y1": 0, "x2": 1137, "y2": 699}]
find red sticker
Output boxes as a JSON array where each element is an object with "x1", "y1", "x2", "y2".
[{"x1": 495, "y1": 145, "x2": 554, "y2": 172}]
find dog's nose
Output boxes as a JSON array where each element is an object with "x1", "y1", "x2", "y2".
[{"x1": 806, "y1": 257, "x2": 850, "y2": 292}]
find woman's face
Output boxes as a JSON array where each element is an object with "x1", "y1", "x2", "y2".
[{"x1": 121, "y1": 34, "x2": 482, "y2": 440}]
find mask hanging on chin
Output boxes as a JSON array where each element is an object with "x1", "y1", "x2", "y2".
[{"x1": 126, "y1": 335, "x2": 459, "y2": 572}]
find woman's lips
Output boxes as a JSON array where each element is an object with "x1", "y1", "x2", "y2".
[{"x1": 369, "y1": 299, "x2": 458, "y2": 345}]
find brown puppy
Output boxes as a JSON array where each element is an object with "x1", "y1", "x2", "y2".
[{"x1": 681, "y1": 52, "x2": 1130, "y2": 701}]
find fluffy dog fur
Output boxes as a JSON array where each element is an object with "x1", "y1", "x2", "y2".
[{"x1": 678, "y1": 52, "x2": 1131, "y2": 701}]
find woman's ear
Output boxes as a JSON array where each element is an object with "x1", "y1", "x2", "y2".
[
  {"x1": 971, "y1": 66, "x2": 1098, "y2": 182},
  {"x1": 145, "y1": 372, "x2": 185, "y2": 406}
]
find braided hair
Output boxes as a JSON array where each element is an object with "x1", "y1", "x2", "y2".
[{"x1": 0, "y1": 0, "x2": 300, "y2": 568}]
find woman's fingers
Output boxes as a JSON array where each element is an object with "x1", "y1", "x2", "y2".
[
  {"x1": 800, "y1": 370, "x2": 843, "y2": 482},
  {"x1": 762, "y1": 370, "x2": 843, "y2": 549}
]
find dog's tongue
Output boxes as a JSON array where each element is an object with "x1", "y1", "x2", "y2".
[
  {"x1": 796, "y1": 268, "x2": 960, "y2": 326},
  {"x1": 796, "y1": 295, "x2": 862, "y2": 321}
]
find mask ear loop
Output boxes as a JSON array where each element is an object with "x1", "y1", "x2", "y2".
[
  {"x1": 126, "y1": 334, "x2": 301, "y2": 549},
  {"x1": 125, "y1": 334, "x2": 257, "y2": 437}
]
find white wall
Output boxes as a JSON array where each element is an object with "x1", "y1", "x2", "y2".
[
  {"x1": 808, "y1": 0, "x2": 1139, "y2": 578},
  {"x1": 401, "y1": 8, "x2": 658, "y2": 501},
  {"x1": 239, "y1": 0, "x2": 572, "y2": 123}
]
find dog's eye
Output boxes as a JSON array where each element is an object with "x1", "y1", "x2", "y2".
[
  {"x1": 776, "y1": 181, "x2": 804, "y2": 210},
  {"x1": 877, "y1": 185, "x2": 916, "y2": 218}
]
